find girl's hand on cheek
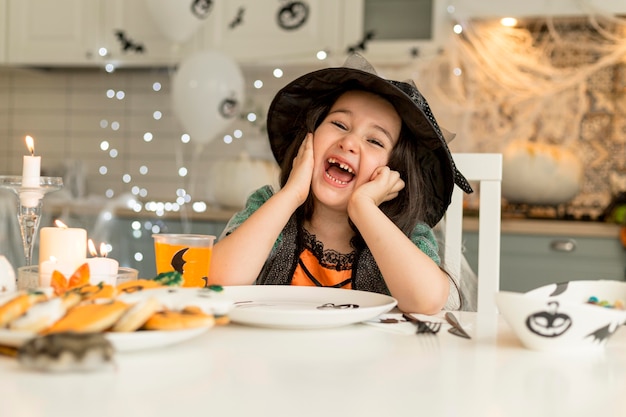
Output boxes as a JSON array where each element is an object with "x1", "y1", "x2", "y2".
[
  {"x1": 351, "y1": 166, "x2": 405, "y2": 207},
  {"x1": 282, "y1": 133, "x2": 314, "y2": 205}
]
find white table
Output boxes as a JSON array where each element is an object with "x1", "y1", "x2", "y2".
[{"x1": 0, "y1": 312, "x2": 624, "y2": 417}]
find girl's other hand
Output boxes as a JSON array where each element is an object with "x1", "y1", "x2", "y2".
[
  {"x1": 351, "y1": 166, "x2": 405, "y2": 208},
  {"x1": 282, "y1": 133, "x2": 314, "y2": 205}
]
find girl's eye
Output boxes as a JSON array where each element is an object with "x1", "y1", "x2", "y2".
[
  {"x1": 331, "y1": 121, "x2": 347, "y2": 130},
  {"x1": 368, "y1": 138, "x2": 384, "y2": 148}
]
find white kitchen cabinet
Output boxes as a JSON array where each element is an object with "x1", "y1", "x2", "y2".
[
  {"x1": 6, "y1": 0, "x2": 101, "y2": 66},
  {"x1": 463, "y1": 228, "x2": 626, "y2": 293},
  {"x1": 198, "y1": 0, "x2": 347, "y2": 65},
  {"x1": 340, "y1": 0, "x2": 452, "y2": 65},
  {"x1": 100, "y1": 0, "x2": 202, "y2": 67},
  {"x1": 5, "y1": 0, "x2": 203, "y2": 67}
]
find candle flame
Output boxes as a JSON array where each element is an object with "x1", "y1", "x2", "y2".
[
  {"x1": 87, "y1": 239, "x2": 109, "y2": 257},
  {"x1": 49, "y1": 256, "x2": 57, "y2": 262},
  {"x1": 25, "y1": 135, "x2": 35, "y2": 156},
  {"x1": 88, "y1": 239, "x2": 98, "y2": 257},
  {"x1": 100, "y1": 243, "x2": 109, "y2": 258},
  {"x1": 54, "y1": 220, "x2": 68, "y2": 229}
]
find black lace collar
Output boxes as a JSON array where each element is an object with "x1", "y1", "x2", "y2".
[{"x1": 301, "y1": 228, "x2": 355, "y2": 271}]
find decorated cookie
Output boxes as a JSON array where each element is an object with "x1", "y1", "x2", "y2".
[
  {"x1": 112, "y1": 297, "x2": 162, "y2": 332},
  {"x1": 72, "y1": 283, "x2": 116, "y2": 302},
  {"x1": 0, "y1": 291, "x2": 48, "y2": 327},
  {"x1": 116, "y1": 279, "x2": 164, "y2": 295},
  {"x1": 8, "y1": 297, "x2": 67, "y2": 332},
  {"x1": 143, "y1": 306, "x2": 215, "y2": 331},
  {"x1": 43, "y1": 300, "x2": 129, "y2": 334},
  {"x1": 117, "y1": 286, "x2": 232, "y2": 316}
]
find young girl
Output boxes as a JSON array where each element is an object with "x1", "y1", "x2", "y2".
[{"x1": 208, "y1": 54, "x2": 472, "y2": 314}]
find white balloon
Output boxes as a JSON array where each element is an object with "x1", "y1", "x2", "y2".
[
  {"x1": 172, "y1": 51, "x2": 245, "y2": 145},
  {"x1": 144, "y1": 0, "x2": 208, "y2": 43}
]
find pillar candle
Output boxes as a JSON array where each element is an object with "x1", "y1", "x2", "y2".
[
  {"x1": 39, "y1": 226, "x2": 87, "y2": 274},
  {"x1": 87, "y1": 240, "x2": 119, "y2": 286},
  {"x1": 86, "y1": 257, "x2": 119, "y2": 286},
  {"x1": 21, "y1": 135, "x2": 42, "y2": 207}
]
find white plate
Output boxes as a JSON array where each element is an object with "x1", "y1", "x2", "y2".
[
  {"x1": 0, "y1": 326, "x2": 212, "y2": 352},
  {"x1": 223, "y1": 286, "x2": 397, "y2": 329}
]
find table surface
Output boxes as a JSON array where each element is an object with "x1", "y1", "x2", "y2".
[{"x1": 0, "y1": 311, "x2": 624, "y2": 417}]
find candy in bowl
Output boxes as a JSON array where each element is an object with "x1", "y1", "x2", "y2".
[{"x1": 496, "y1": 280, "x2": 626, "y2": 352}]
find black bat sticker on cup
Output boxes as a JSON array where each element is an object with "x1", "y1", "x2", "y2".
[{"x1": 171, "y1": 248, "x2": 189, "y2": 273}]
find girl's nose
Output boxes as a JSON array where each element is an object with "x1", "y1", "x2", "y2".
[{"x1": 338, "y1": 133, "x2": 358, "y2": 153}]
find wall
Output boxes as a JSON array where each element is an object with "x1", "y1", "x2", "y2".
[{"x1": 0, "y1": 65, "x2": 299, "y2": 204}]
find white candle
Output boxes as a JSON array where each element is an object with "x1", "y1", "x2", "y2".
[
  {"x1": 21, "y1": 135, "x2": 42, "y2": 207},
  {"x1": 87, "y1": 240, "x2": 119, "y2": 286},
  {"x1": 38, "y1": 221, "x2": 87, "y2": 277}
]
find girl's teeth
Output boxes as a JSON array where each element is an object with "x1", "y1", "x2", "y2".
[{"x1": 327, "y1": 158, "x2": 354, "y2": 174}]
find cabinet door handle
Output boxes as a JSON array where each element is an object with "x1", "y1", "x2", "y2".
[{"x1": 550, "y1": 239, "x2": 577, "y2": 252}]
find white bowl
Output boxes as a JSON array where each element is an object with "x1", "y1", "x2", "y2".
[{"x1": 496, "y1": 280, "x2": 626, "y2": 352}]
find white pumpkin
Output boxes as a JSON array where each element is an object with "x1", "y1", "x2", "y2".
[
  {"x1": 0, "y1": 256, "x2": 16, "y2": 293},
  {"x1": 502, "y1": 140, "x2": 583, "y2": 205},
  {"x1": 210, "y1": 152, "x2": 281, "y2": 208}
]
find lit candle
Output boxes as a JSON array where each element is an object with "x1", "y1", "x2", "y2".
[
  {"x1": 86, "y1": 240, "x2": 119, "y2": 286},
  {"x1": 20, "y1": 135, "x2": 42, "y2": 207},
  {"x1": 38, "y1": 220, "x2": 87, "y2": 279}
]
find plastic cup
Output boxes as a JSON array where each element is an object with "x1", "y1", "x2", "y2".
[{"x1": 152, "y1": 234, "x2": 215, "y2": 287}]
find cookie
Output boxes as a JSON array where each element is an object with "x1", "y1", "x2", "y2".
[
  {"x1": 72, "y1": 283, "x2": 116, "y2": 302},
  {"x1": 43, "y1": 300, "x2": 129, "y2": 334},
  {"x1": 8, "y1": 297, "x2": 66, "y2": 333},
  {"x1": 58, "y1": 292, "x2": 82, "y2": 310},
  {"x1": 142, "y1": 307, "x2": 214, "y2": 331},
  {"x1": 116, "y1": 279, "x2": 164, "y2": 295},
  {"x1": 0, "y1": 291, "x2": 48, "y2": 327},
  {"x1": 117, "y1": 287, "x2": 233, "y2": 316},
  {"x1": 112, "y1": 297, "x2": 162, "y2": 332}
]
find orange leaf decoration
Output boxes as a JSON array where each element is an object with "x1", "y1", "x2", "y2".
[
  {"x1": 50, "y1": 263, "x2": 91, "y2": 296},
  {"x1": 69, "y1": 263, "x2": 90, "y2": 288},
  {"x1": 50, "y1": 270, "x2": 68, "y2": 296}
]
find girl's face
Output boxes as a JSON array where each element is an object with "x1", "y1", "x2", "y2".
[{"x1": 310, "y1": 90, "x2": 402, "y2": 210}]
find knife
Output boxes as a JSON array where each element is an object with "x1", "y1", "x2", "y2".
[{"x1": 445, "y1": 312, "x2": 471, "y2": 339}]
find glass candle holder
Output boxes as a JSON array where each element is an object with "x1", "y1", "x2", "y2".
[
  {"x1": 0, "y1": 176, "x2": 63, "y2": 266},
  {"x1": 17, "y1": 265, "x2": 139, "y2": 290}
]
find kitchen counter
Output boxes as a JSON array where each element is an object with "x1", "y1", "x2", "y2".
[
  {"x1": 43, "y1": 199, "x2": 623, "y2": 239},
  {"x1": 463, "y1": 217, "x2": 623, "y2": 239}
]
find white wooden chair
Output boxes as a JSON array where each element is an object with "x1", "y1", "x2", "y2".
[{"x1": 442, "y1": 153, "x2": 503, "y2": 314}]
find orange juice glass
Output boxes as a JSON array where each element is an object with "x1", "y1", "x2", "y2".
[{"x1": 152, "y1": 234, "x2": 215, "y2": 287}]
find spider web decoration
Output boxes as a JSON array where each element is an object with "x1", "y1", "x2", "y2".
[{"x1": 414, "y1": 12, "x2": 626, "y2": 216}]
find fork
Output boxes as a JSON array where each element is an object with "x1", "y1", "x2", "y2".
[{"x1": 402, "y1": 313, "x2": 442, "y2": 335}]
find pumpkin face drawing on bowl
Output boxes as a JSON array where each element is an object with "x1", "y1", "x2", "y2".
[
  {"x1": 496, "y1": 287, "x2": 626, "y2": 352},
  {"x1": 526, "y1": 301, "x2": 572, "y2": 338}
]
